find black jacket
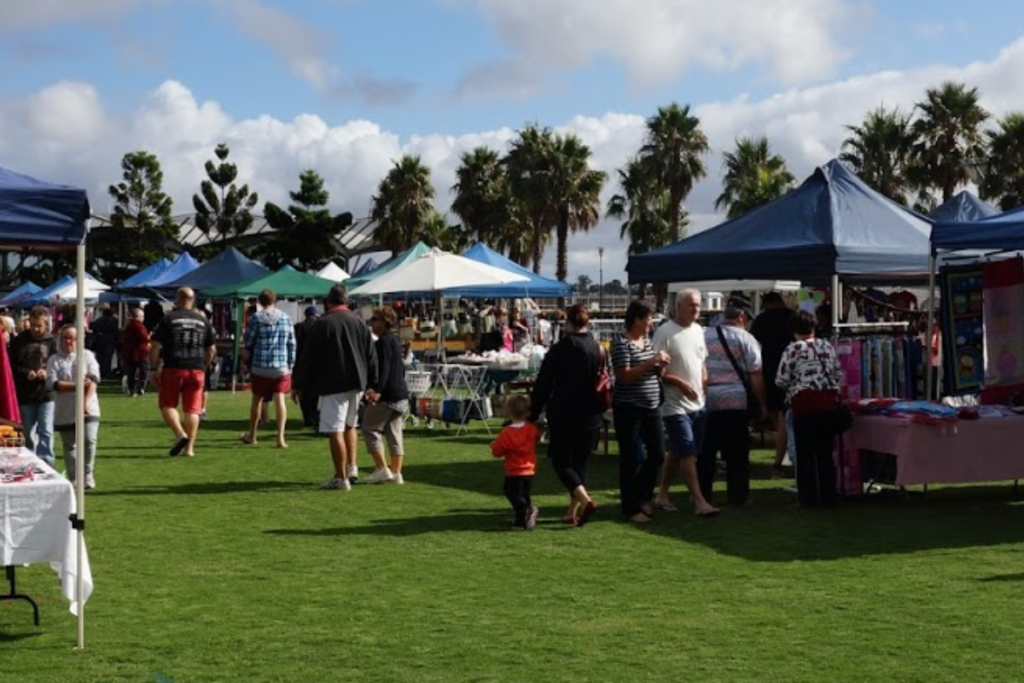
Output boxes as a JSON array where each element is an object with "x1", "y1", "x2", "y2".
[
  {"x1": 293, "y1": 308, "x2": 378, "y2": 397},
  {"x1": 294, "y1": 317, "x2": 317, "y2": 361},
  {"x1": 530, "y1": 332, "x2": 604, "y2": 429},
  {"x1": 10, "y1": 330, "x2": 56, "y2": 405},
  {"x1": 370, "y1": 331, "x2": 409, "y2": 403}
]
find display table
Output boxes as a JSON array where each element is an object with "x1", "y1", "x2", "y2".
[
  {"x1": 849, "y1": 414, "x2": 1024, "y2": 486},
  {"x1": 1, "y1": 449, "x2": 93, "y2": 622}
]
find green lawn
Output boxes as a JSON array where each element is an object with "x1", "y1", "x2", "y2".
[{"x1": 3, "y1": 386, "x2": 1024, "y2": 682}]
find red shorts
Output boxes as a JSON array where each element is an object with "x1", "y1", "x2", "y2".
[
  {"x1": 251, "y1": 373, "x2": 292, "y2": 400},
  {"x1": 159, "y1": 368, "x2": 206, "y2": 414}
]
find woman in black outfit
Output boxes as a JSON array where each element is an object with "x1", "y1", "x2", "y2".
[
  {"x1": 611, "y1": 300, "x2": 670, "y2": 523},
  {"x1": 530, "y1": 304, "x2": 604, "y2": 527}
]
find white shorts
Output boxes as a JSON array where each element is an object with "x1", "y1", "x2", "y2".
[{"x1": 319, "y1": 390, "x2": 363, "y2": 433}]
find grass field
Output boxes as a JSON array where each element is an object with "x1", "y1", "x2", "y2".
[{"x1": 3, "y1": 385, "x2": 1024, "y2": 682}]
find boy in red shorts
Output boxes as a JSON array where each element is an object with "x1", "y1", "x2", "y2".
[{"x1": 239, "y1": 289, "x2": 295, "y2": 448}]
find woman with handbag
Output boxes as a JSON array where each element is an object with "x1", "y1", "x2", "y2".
[
  {"x1": 529, "y1": 304, "x2": 604, "y2": 527},
  {"x1": 775, "y1": 311, "x2": 842, "y2": 508}
]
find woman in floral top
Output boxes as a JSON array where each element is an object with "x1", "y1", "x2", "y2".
[{"x1": 775, "y1": 311, "x2": 841, "y2": 508}]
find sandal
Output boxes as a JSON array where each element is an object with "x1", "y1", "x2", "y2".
[
  {"x1": 239, "y1": 433, "x2": 257, "y2": 445},
  {"x1": 628, "y1": 512, "x2": 653, "y2": 524},
  {"x1": 652, "y1": 500, "x2": 678, "y2": 512},
  {"x1": 640, "y1": 503, "x2": 654, "y2": 517},
  {"x1": 695, "y1": 507, "x2": 721, "y2": 517},
  {"x1": 561, "y1": 514, "x2": 578, "y2": 526}
]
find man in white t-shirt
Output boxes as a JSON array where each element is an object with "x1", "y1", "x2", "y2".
[{"x1": 651, "y1": 289, "x2": 719, "y2": 516}]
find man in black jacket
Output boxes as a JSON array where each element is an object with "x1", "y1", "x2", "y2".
[
  {"x1": 292, "y1": 284, "x2": 378, "y2": 491},
  {"x1": 293, "y1": 305, "x2": 320, "y2": 428}
]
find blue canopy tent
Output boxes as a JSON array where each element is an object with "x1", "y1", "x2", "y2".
[
  {"x1": 627, "y1": 160, "x2": 933, "y2": 284},
  {"x1": 121, "y1": 252, "x2": 201, "y2": 295},
  {"x1": 100, "y1": 258, "x2": 173, "y2": 304},
  {"x1": 18, "y1": 272, "x2": 108, "y2": 307},
  {"x1": 159, "y1": 246, "x2": 268, "y2": 293},
  {"x1": 0, "y1": 165, "x2": 90, "y2": 647},
  {"x1": 452, "y1": 243, "x2": 572, "y2": 298},
  {"x1": 928, "y1": 191, "x2": 1000, "y2": 223},
  {"x1": 0, "y1": 281, "x2": 41, "y2": 307},
  {"x1": 352, "y1": 257, "x2": 379, "y2": 277}
]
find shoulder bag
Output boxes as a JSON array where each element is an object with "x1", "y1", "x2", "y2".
[{"x1": 716, "y1": 325, "x2": 759, "y2": 417}]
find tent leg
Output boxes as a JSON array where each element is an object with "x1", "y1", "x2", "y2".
[
  {"x1": 1, "y1": 566, "x2": 40, "y2": 626},
  {"x1": 926, "y1": 252, "x2": 937, "y2": 401},
  {"x1": 75, "y1": 240, "x2": 86, "y2": 650}
]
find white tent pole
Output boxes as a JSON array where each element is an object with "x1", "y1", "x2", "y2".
[
  {"x1": 926, "y1": 251, "x2": 937, "y2": 401},
  {"x1": 831, "y1": 275, "x2": 840, "y2": 333},
  {"x1": 74, "y1": 238, "x2": 87, "y2": 649}
]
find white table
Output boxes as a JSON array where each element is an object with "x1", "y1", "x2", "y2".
[{"x1": 1, "y1": 448, "x2": 93, "y2": 622}]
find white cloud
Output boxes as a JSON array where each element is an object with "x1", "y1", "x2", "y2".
[
  {"x1": 4, "y1": 37, "x2": 1024, "y2": 285},
  {"x1": 458, "y1": 0, "x2": 864, "y2": 98}
]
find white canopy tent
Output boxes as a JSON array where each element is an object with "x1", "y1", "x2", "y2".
[{"x1": 316, "y1": 262, "x2": 349, "y2": 282}]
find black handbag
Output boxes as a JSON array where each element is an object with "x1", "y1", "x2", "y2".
[{"x1": 716, "y1": 325, "x2": 759, "y2": 417}]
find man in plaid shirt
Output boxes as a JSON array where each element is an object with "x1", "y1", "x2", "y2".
[{"x1": 240, "y1": 289, "x2": 296, "y2": 448}]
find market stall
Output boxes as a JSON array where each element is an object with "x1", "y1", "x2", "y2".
[{"x1": 0, "y1": 164, "x2": 91, "y2": 647}]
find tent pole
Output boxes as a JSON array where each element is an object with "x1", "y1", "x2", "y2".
[
  {"x1": 926, "y1": 252, "x2": 937, "y2": 401},
  {"x1": 74, "y1": 239, "x2": 87, "y2": 649},
  {"x1": 232, "y1": 299, "x2": 243, "y2": 394},
  {"x1": 831, "y1": 274, "x2": 840, "y2": 335}
]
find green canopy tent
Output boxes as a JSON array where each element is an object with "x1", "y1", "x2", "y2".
[{"x1": 202, "y1": 266, "x2": 338, "y2": 391}]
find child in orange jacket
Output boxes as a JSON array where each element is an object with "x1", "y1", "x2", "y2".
[{"x1": 490, "y1": 394, "x2": 541, "y2": 530}]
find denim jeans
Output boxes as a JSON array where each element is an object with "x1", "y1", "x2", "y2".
[{"x1": 20, "y1": 401, "x2": 55, "y2": 465}]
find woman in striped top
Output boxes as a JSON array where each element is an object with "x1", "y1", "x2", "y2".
[{"x1": 611, "y1": 300, "x2": 670, "y2": 523}]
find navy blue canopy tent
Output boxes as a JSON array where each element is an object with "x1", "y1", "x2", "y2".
[
  {"x1": 352, "y1": 257, "x2": 379, "y2": 276},
  {"x1": 124, "y1": 252, "x2": 201, "y2": 293},
  {"x1": 0, "y1": 166, "x2": 89, "y2": 247},
  {"x1": 161, "y1": 246, "x2": 268, "y2": 293},
  {"x1": 0, "y1": 165, "x2": 90, "y2": 646},
  {"x1": 0, "y1": 281, "x2": 40, "y2": 307},
  {"x1": 928, "y1": 191, "x2": 1000, "y2": 223},
  {"x1": 627, "y1": 159, "x2": 933, "y2": 283},
  {"x1": 931, "y1": 204, "x2": 1024, "y2": 252}
]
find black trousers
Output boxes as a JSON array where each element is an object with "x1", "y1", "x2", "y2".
[
  {"x1": 503, "y1": 476, "x2": 533, "y2": 526},
  {"x1": 300, "y1": 391, "x2": 320, "y2": 428},
  {"x1": 123, "y1": 359, "x2": 149, "y2": 396},
  {"x1": 613, "y1": 403, "x2": 665, "y2": 516},
  {"x1": 698, "y1": 410, "x2": 752, "y2": 506},
  {"x1": 547, "y1": 424, "x2": 600, "y2": 494},
  {"x1": 793, "y1": 411, "x2": 838, "y2": 507}
]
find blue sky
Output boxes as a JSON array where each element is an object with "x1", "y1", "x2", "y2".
[{"x1": 3, "y1": 0, "x2": 1024, "y2": 282}]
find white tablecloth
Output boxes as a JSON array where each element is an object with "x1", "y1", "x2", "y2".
[{"x1": 0, "y1": 448, "x2": 93, "y2": 614}]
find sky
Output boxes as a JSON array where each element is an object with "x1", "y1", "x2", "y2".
[{"x1": 3, "y1": 0, "x2": 1024, "y2": 284}]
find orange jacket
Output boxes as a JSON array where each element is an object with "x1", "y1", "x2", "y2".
[{"x1": 490, "y1": 422, "x2": 539, "y2": 477}]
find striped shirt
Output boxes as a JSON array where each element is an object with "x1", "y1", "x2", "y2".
[{"x1": 611, "y1": 333, "x2": 661, "y2": 410}]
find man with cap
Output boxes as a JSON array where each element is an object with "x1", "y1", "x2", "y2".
[{"x1": 294, "y1": 304, "x2": 320, "y2": 429}]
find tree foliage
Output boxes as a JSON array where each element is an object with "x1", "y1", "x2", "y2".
[
  {"x1": 370, "y1": 155, "x2": 435, "y2": 255},
  {"x1": 192, "y1": 143, "x2": 260, "y2": 256},
  {"x1": 257, "y1": 170, "x2": 354, "y2": 271},
  {"x1": 451, "y1": 147, "x2": 508, "y2": 250},
  {"x1": 912, "y1": 81, "x2": 989, "y2": 206},
  {"x1": 980, "y1": 112, "x2": 1024, "y2": 210},
  {"x1": 420, "y1": 211, "x2": 470, "y2": 252},
  {"x1": 840, "y1": 107, "x2": 917, "y2": 205},
  {"x1": 715, "y1": 136, "x2": 795, "y2": 218},
  {"x1": 97, "y1": 149, "x2": 179, "y2": 282},
  {"x1": 503, "y1": 124, "x2": 558, "y2": 274}
]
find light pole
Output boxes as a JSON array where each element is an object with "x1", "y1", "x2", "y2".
[{"x1": 598, "y1": 247, "x2": 604, "y2": 313}]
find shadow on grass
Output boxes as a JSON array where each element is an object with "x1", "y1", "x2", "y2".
[
  {"x1": 88, "y1": 480, "x2": 309, "y2": 496},
  {"x1": 0, "y1": 631, "x2": 40, "y2": 643},
  {"x1": 977, "y1": 572, "x2": 1024, "y2": 582},
  {"x1": 264, "y1": 508, "x2": 576, "y2": 537}
]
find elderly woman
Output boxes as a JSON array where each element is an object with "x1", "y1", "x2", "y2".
[
  {"x1": 121, "y1": 307, "x2": 151, "y2": 397},
  {"x1": 530, "y1": 304, "x2": 604, "y2": 527},
  {"x1": 776, "y1": 310, "x2": 842, "y2": 508},
  {"x1": 46, "y1": 324, "x2": 101, "y2": 489},
  {"x1": 611, "y1": 300, "x2": 670, "y2": 523},
  {"x1": 362, "y1": 306, "x2": 409, "y2": 485}
]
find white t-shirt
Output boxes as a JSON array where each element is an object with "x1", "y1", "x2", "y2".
[{"x1": 652, "y1": 319, "x2": 707, "y2": 415}]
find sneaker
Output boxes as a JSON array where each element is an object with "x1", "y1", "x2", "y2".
[
  {"x1": 346, "y1": 464, "x2": 359, "y2": 483},
  {"x1": 319, "y1": 477, "x2": 351, "y2": 491},
  {"x1": 388, "y1": 473, "x2": 405, "y2": 486},
  {"x1": 85, "y1": 473, "x2": 96, "y2": 490},
  {"x1": 365, "y1": 468, "x2": 394, "y2": 485},
  {"x1": 525, "y1": 505, "x2": 539, "y2": 531}
]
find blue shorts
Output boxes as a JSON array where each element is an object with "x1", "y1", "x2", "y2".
[{"x1": 663, "y1": 410, "x2": 707, "y2": 459}]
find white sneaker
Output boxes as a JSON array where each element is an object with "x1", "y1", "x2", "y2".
[
  {"x1": 365, "y1": 468, "x2": 394, "y2": 485},
  {"x1": 346, "y1": 464, "x2": 359, "y2": 482},
  {"x1": 388, "y1": 473, "x2": 404, "y2": 486},
  {"x1": 319, "y1": 477, "x2": 351, "y2": 491},
  {"x1": 85, "y1": 473, "x2": 96, "y2": 490}
]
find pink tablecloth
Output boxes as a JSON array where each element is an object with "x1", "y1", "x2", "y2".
[{"x1": 849, "y1": 415, "x2": 1024, "y2": 486}]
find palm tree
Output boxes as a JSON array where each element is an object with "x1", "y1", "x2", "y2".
[
  {"x1": 370, "y1": 155, "x2": 435, "y2": 255},
  {"x1": 839, "y1": 107, "x2": 918, "y2": 205},
  {"x1": 547, "y1": 133, "x2": 608, "y2": 287},
  {"x1": 491, "y1": 203, "x2": 534, "y2": 267},
  {"x1": 715, "y1": 136, "x2": 796, "y2": 218},
  {"x1": 639, "y1": 103, "x2": 709, "y2": 242},
  {"x1": 913, "y1": 81, "x2": 989, "y2": 204},
  {"x1": 503, "y1": 124, "x2": 558, "y2": 273},
  {"x1": 576, "y1": 274, "x2": 592, "y2": 293},
  {"x1": 451, "y1": 147, "x2": 507, "y2": 249},
  {"x1": 606, "y1": 156, "x2": 675, "y2": 303},
  {"x1": 420, "y1": 211, "x2": 470, "y2": 252},
  {"x1": 980, "y1": 112, "x2": 1024, "y2": 211}
]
